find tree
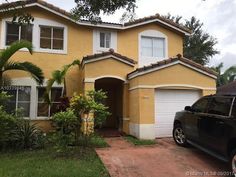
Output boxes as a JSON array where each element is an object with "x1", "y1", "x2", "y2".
[
  {"x1": 184, "y1": 17, "x2": 219, "y2": 65},
  {"x1": 211, "y1": 63, "x2": 236, "y2": 86},
  {"x1": 71, "y1": 0, "x2": 137, "y2": 22},
  {"x1": 45, "y1": 60, "x2": 80, "y2": 104},
  {"x1": 0, "y1": 40, "x2": 44, "y2": 86},
  {"x1": 163, "y1": 15, "x2": 219, "y2": 65}
]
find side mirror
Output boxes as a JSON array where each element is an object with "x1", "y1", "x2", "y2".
[{"x1": 185, "y1": 106, "x2": 192, "y2": 112}]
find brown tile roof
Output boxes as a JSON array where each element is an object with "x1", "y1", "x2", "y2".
[
  {"x1": 217, "y1": 81, "x2": 236, "y2": 95},
  {"x1": 81, "y1": 49, "x2": 137, "y2": 66},
  {"x1": 127, "y1": 54, "x2": 218, "y2": 78},
  {"x1": 124, "y1": 13, "x2": 191, "y2": 34},
  {"x1": 0, "y1": 0, "x2": 190, "y2": 34},
  {"x1": 0, "y1": 0, "x2": 122, "y2": 26},
  {"x1": 0, "y1": 0, "x2": 71, "y2": 17}
]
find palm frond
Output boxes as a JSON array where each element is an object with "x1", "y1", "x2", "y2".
[
  {"x1": 52, "y1": 70, "x2": 62, "y2": 84},
  {"x1": 4, "y1": 61, "x2": 44, "y2": 85},
  {"x1": 44, "y1": 78, "x2": 56, "y2": 105},
  {"x1": 0, "y1": 40, "x2": 33, "y2": 68}
]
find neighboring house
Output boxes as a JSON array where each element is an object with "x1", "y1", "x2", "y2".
[
  {"x1": 0, "y1": 0, "x2": 217, "y2": 139},
  {"x1": 217, "y1": 81, "x2": 236, "y2": 95}
]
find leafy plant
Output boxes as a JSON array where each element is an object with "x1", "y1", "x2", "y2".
[
  {"x1": 0, "y1": 40, "x2": 44, "y2": 86},
  {"x1": 13, "y1": 120, "x2": 45, "y2": 149},
  {"x1": 0, "y1": 106, "x2": 18, "y2": 150},
  {"x1": 0, "y1": 92, "x2": 12, "y2": 109},
  {"x1": 51, "y1": 110, "x2": 79, "y2": 151},
  {"x1": 45, "y1": 60, "x2": 80, "y2": 104},
  {"x1": 211, "y1": 63, "x2": 236, "y2": 86}
]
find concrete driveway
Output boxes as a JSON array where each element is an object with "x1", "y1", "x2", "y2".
[{"x1": 96, "y1": 138, "x2": 230, "y2": 177}]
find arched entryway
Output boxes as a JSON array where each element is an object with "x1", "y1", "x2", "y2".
[{"x1": 95, "y1": 77, "x2": 124, "y2": 130}]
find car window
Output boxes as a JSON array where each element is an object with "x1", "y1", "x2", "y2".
[
  {"x1": 207, "y1": 97, "x2": 233, "y2": 116},
  {"x1": 192, "y1": 97, "x2": 210, "y2": 113}
]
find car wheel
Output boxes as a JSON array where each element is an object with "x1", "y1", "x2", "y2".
[
  {"x1": 230, "y1": 150, "x2": 236, "y2": 176},
  {"x1": 173, "y1": 124, "x2": 188, "y2": 147}
]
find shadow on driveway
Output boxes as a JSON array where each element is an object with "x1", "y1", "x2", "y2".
[{"x1": 96, "y1": 138, "x2": 230, "y2": 177}]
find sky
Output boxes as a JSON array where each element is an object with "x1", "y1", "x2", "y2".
[{"x1": 2, "y1": 0, "x2": 236, "y2": 71}]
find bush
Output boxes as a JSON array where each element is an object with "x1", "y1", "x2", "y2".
[
  {"x1": 0, "y1": 106, "x2": 45, "y2": 150},
  {"x1": 0, "y1": 106, "x2": 18, "y2": 149},
  {"x1": 13, "y1": 120, "x2": 46, "y2": 149},
  {"x1": 51, "y1": 110, "x2": 78, "y2": 151}
]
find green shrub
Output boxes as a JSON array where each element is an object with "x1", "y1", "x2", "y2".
[
  {"x1": 0, "y1": 106, "x2": 18, "y2": 149},
  {"x1": 52, "y1": 110, "x2": 78, "y2": 134},
  {"x1": 51, "y1": 110, "x2": 78, "y2": 151},
  {"x1": 13, "y1": 120, "x2": 46, "y2": 149}
]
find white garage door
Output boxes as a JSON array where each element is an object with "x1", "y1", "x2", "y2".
[{"x1": 155, "y1": 89, "x2": 201, "y2": 138}]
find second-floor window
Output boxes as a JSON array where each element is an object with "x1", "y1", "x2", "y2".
[
  {"x1": 40, "y1": 26, "x2": 64, "y2": 50},
  {"x1": 100, "y1": 32, "x2": 111, "y2": 48},
  {"x1": 141, "y1": 36, "x2": 165, "y2": 58},
  {"x1": 6, "y1": 22, "x2": 33, "y2": 45}
]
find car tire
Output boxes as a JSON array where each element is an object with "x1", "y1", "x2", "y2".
[
  {"x1": 173, "y1": 124, "x2": 188, "y2": 147},
  {"x1": 230, "y1": 149, "x2": 236, "y2": 177}
]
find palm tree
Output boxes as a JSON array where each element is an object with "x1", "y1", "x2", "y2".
[
  {"x1": 45, "y1": 59, "x2": 80, "y2": 104},
  {"x1": 0, "y1": 40, "x2": 44, "y2": 86},
  {"x1": 211, "y1": 63, "x2": 236, "y2": 86}
]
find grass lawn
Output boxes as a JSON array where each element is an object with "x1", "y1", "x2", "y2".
[
  {"x1": 0, "y1": 147, "x2": 109, "y2": 177},
  {"x1": 124, "y1": 135, "x2": 156, "y2": 146}
]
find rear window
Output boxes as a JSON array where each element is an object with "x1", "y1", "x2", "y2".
[
  {"x1": 192, "y1": 97, "x2": 210, "y2": 113},
  {"x1": 207, "y1": 97, "x2": 233, "y2": 116}
]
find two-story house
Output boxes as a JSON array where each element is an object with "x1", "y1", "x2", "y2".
[{"x1": 0, "y1": 0, "x2": 217, "y2": 139}]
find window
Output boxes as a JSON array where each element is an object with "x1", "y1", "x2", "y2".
[
  {"x1": 100, "y1": 32, "x2": 111, "y2": 48},
  {"x1": 40, "y1": 26, "x2": 64, "y2": 50},
  {"x1": 6, "y1": 22, "x2": 33, "y2": 45},
  {"x1": 141, "y1": 36, "x2": 165, "y2": 58},
  {"x1": 2, "y1": 86, "x2": 31, "y2": 117},
  {"x1": 207, "y1": 97, "x2": 233, "y2": 116},
  {"x1": 37, "y1": 87, "x2": 63, "y2": 117},
  {"x1": 192, "y1": 97, "x2": 210, "y2": 113}
]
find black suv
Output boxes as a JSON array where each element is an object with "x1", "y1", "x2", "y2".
[{"x1": 173, "y1": 94, "x2": 236, "y2": 173}]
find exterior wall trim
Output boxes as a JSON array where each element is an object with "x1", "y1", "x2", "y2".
[
  {"x1": 128, "y1": 61, "x2": 217, "y2": 80},
  {"x1": 84, "y1": 75, "x2": 127, "y2": 83},
  {"x1": 129, "y1": 84, "x2": 217, "y2": 91},
  {"x1": 21, "y1": 3, "x2": 190, "y2": 35},
  {"x1": 82, "y1": 55, "x2": 135, "y2": 68}
]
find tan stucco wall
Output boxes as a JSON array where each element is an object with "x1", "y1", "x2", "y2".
[
  {"x1": 83, "y1": 58, "x2": 134, "y2": 80},
  {"x1": 128, "y1": 64, "x2": 216, "y2": 125},
  {"x1": 129, "y1": 64, "x2": 216, "y2": 89},
  {"x1": 0, "y1": 7, "x2": 93, "y2": 96},
  {"x1": 117, "y1": 23, "x2": 184, "y2": 64}
]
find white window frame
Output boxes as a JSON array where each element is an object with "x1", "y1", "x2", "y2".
[
  {"x1": 93, "y1": 29, "x2": 117, "y2": 53},
  {"x1": 2, "y1": 86, "x2": 31, "y2": 118},
  {"x1": 11, "y1": 77, "x2": 64, "y2": 120},
  {"x1": 139, "y1": 30, "x2": 168, "y2": 67},
  {"x1": 39, "y1": 25, "x2": 64, "y2": 51},
  {"x1": 5, "y1": 22, "x2": 33, "y2": 46},
  {"x1": 1, "y1": 17, "x2": 68, "y2": 54}
]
